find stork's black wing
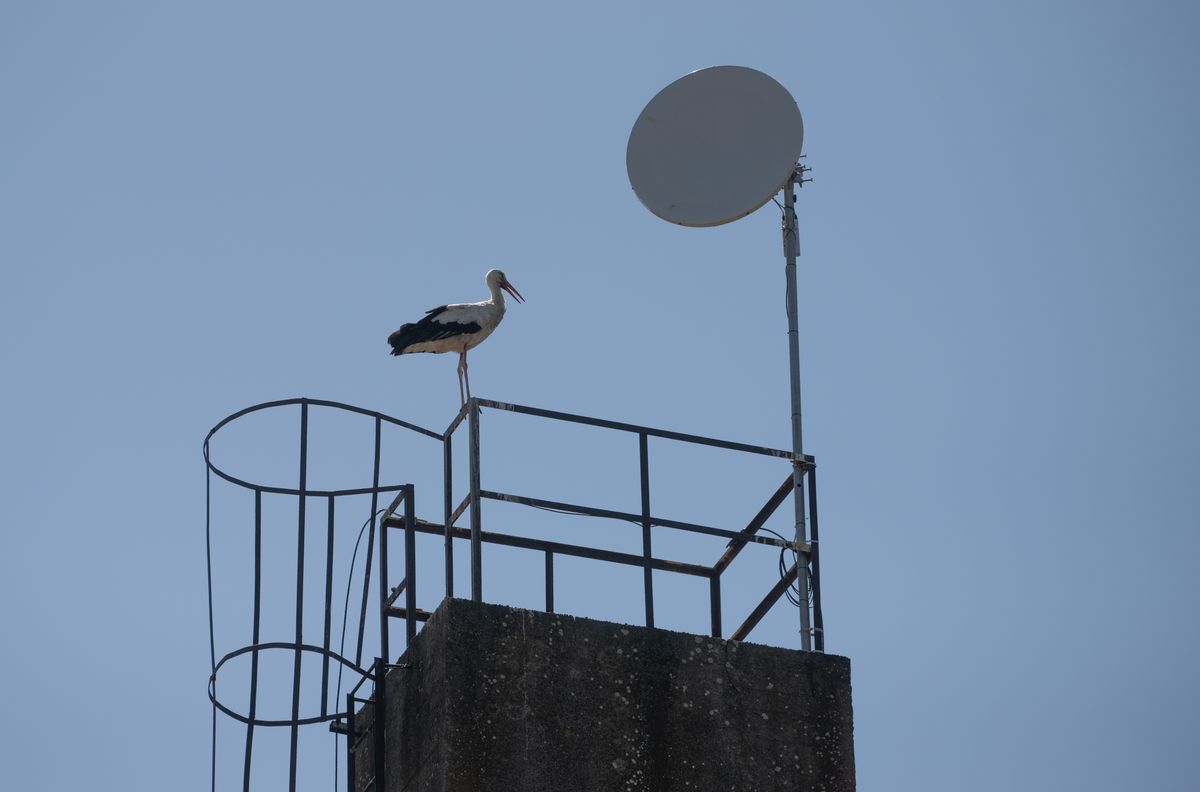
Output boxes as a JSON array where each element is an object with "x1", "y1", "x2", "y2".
[{"x1": 387, "y1": 305, "x2": 483, "y2": 355}]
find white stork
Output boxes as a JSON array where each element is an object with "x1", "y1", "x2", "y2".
[{"x1": 387, "y1": 269, "x2": 525, "y2": 406}]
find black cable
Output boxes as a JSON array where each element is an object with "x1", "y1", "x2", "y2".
[
  {"x1": 333, "y1": 508, "x2": 387, "y2": 792},
  {"x1": 773, "y1": 526, "x2": 814, "y2": 606},
  {"x1": 527, "y1": 501, "x2": 644, "y2": 527},
  {"x1": 532, "y1": 502, "x2": 809, "y2": 606},
  {"x1": 762, "y1": 527, "x2": 805, "y2": 607},
  {"x1": 534, "y1": 501, "x2": 811, "y2": 608}
]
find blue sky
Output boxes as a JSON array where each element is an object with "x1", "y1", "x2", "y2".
[{"x1": 2, "y1": 1, "x2": 1198, "y2": 790}]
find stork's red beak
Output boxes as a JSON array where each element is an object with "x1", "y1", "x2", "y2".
[{"x1": 502, "y1": 279, "x2": 525, "y2": 303}]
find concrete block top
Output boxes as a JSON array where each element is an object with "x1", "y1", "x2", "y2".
[{"x1": 362, "y1": 598, "x2": 854, "y2": 792}]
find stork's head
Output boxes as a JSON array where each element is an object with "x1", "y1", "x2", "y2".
[{"x1": 486, "y1": 268, "x2": 525, "y2": 303}]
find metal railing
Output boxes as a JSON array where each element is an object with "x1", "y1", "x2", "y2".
[
  {"x1": 382, "y1": 397, "x2": 823, "y2": 651},
  {"x1": 205, "y1": 395, "x2": 824, "y2": 792}
]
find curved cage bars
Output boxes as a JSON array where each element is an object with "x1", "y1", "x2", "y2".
[
  {"x1": 209, "y1": 643, "x2": 374, "y2": 727},
  {"x1": 203, "y1": 396, "x2": 440, "y2": 496},
  {"x1": 204, "y1": 398, "x2": 437, "y2": 792}
]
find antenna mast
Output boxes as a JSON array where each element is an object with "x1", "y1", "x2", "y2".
[{"x1": 783, "y1": 163, "x2": 812, "y2": 650}]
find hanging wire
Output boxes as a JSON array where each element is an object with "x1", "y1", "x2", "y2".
[
  {"x1": 333, "y1": 508, "x2": 387, "y2": 792},
  {"x1": 761, "y1": 527, "x2": 805, "y2": 607},
  {"x1": 528, "y1": 501, "x2": 644, "y2": 527},
  {"x1": 532, "y1": 498, "x2": 807, "y2": 608}
]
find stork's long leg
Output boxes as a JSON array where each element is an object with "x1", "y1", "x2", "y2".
[
  {"x1": 462, "y1": 348, "x2": 472, "y2": 403},
  {"x1": 456, "y1": 350, "x2": 466, "y2": 408}
]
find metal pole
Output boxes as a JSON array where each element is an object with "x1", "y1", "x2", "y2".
[
  {"x1": 345, "y1": 693, "x2": 356, "y2": 792},
  {"x1": 244, "y1": 489, "x2": 262, "y2": 792},
  {"x1": 808, "y1": 465, "x2": 824, "y2": 652},
  {"x1": 468, "y1": 400, "x2": 482, "y2": 602},
  {"x1": 321, "y1": 495, "x2": 335, "y2": 719},
  {"x1": 404, "y1": 485, "x2": 417, "y2": 647},
  {"x1": 207, "y1": 469, "x2": 216, "y2": 792},
  {"x1": 289, "y1": 401, "x2": 309, "y2": 791},
  {"x1": 638, "y1": 432, "x2": 654, "y2": 628},
  {"x1": 783, "y1": 169, "x2": 813, "y2": 651},
  {"x1": 709, "y1": 575, "x2": 722, "y2": 638},
  {"x1": 444, "y1": 435, "x2": 454, "y2": 598},
  {"x1": 372, "y1": 658, "x2": 386, "y2": 792},
  {"x1": 379, "y1": 497, "x2": 391, "y2": 666}
]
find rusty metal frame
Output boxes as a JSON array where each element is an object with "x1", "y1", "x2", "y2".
[{"x1": 380, "y1": 396, "x2": 822, "y2": 650}]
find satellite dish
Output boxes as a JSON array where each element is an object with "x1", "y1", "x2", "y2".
[
  {"x1": 626, "y1": 66, "x2": 817, "y2": 650},
  {"x1": 626, "y1": 65, "x2": 804, "y2": 228}
]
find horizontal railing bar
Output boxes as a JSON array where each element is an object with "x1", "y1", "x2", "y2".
[
  {"x1": 730, "y1": 562, "x2": 798, "y2": 642},
  {"x1": 712, "y1": 475, "x2": 796, "y2": 575},
  {"x1": 479, "y1": 490, "x2": 802, "y2": 550},
  {"x1": 299, "y1": 397, "x2": 444, "y2": 440},
  {"x1": 204, "y1": 399, "x2": 438, "y2": 499},
  {"x1": 203, "y1": 468, "x2": 408, "y2": 498},
  {"x1": 384, "y1": 517, "x2": 715, "y2": 578},
  {"x1": 385, "y1": 606, "x2": 433, "y2": 622},
  {"x1": 474, "y1": 398, "x2": 813, "y2": 463},
  {"x1": 204, "y1": 396, "x2": 442, "y2": 448}
]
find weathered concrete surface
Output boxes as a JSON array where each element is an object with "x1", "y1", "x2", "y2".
[{"x1": 355, "y1": 598, "x2": 854, "y2": 792}]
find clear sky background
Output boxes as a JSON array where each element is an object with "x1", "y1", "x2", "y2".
[{"x1": 2, "y1": 1, "x2": 1198, "y2": 790}]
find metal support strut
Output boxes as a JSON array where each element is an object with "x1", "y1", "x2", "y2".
[{"x1": 783, "y1": 166, "x2": 812, "y2": 651}]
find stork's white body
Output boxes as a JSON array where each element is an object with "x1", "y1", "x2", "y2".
[
  {"x1": 395, "y1": 299, "x2": 507, "y2": 356},
  {"x1": 387, "y1": 269, "x2": 524, "y2": 405}
]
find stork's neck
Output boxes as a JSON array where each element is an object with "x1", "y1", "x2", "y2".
[{"x1": 488, "y1": 280, "x2": 506, "y2": 309}]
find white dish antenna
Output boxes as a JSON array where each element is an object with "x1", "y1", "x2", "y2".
[{"x1": 626, "y1": 65, "x2": 804, "y2": 227}]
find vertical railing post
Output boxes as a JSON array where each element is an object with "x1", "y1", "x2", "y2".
[
  {"x1": 372, "y1": 659, "x2": 386, "y2": 792},
  {"x1": 288, "y1": 400, "x2": 308, "y2": 792},
  {"x1": 404, "y1": 484, "x2": 417, "y2": 647},
  {"x1": 468, "y1": 399, "x2": 482, "y2": 603},
  {"x1": 791, "y1": 460, "x2": 811, "y2": 651},
  {"x1": 345, "y1": 693, "x2": 356, "y2": 792},
  {"x1": 243, "y1": 489, "x2": 263, "y2": 792},
  {"x1": 321, "y1": 495, "x2": 335, "y2": 719},
  {"x1": 444, "y1": 434, "x2": 454, "y2": 598},
  {"x1": 709, "y1": 574, "x2": 722, "y2": 638},
  {"x1": 206, "y1": 469, "x2": 216, "y2": 792},
  {"x1": 378, "y1": 496, "x2": 391, "y2": 666},
  {"x1": 639, "y1": 432, "x2": 654, "y2": 628},
  {"x1": 807, "y1": 465, "x2": 823, "y2": 651}
]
